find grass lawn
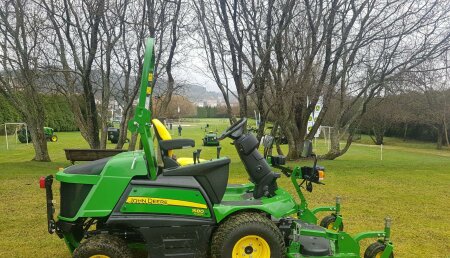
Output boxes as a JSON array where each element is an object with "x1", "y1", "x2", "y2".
[{"x1": 0, "y1": 118, "x2": 449, "y2": 257}]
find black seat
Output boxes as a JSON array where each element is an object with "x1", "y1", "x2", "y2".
[
  {"x1": 64, "y1": 157, "x2": 111, "y2": 175},
  {"x1": 163, "y1": 158, "x2": 230, "y2": 204}
]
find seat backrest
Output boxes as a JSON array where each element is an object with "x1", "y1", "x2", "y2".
[
  {"x1": 233, "y1": 133, "x2": 279, "y2": 199},
  {"x1": 152, "y1": 119, "x2": 173, "y2": 157},
  {"x1": 163, "y1": 158, "x2": 231, "y2": 204}
]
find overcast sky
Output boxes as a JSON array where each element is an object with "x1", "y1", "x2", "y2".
[{"x1": 172, "y1": 43, "x2": 234, "y2": 93}]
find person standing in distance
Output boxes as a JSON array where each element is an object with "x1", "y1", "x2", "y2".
[{"x1": 178, "y1": 124, "x2": 182, "y2": 136}]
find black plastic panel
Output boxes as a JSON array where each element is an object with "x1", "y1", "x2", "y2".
[
  {"x1": 163, "y1": 159, "x2": 230, "y2": 204},
  {"x1": 60, "y1": 182, "x2": 92, "y2": 218},
  {"x1": 107, "y1": 177, "x2": 216, "y2": 257}
]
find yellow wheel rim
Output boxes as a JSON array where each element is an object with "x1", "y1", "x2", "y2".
[
  {"x1": 232, "y1": 235, "x2": 270, "y2": 258},
  {"x1": 327, "y1": 223, "x2": 334, "y2": 230},
  {"x1": 51, "y1": 136, "x2": 57, "y2": 142},
  {"x1": 89, "y1": 255, "x2": 110, "y2": 258},
  {"x1": 375, "y1": 252, "x2": 383, "y2": 258}
]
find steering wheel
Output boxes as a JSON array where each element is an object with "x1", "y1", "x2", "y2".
[{"x1": 218, "y1": 118, "x2": 247, "y2": 140}]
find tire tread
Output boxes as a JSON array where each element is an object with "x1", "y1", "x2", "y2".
[
  {"x1": 211, "y1": 211, "x2": 285, "y2": 258},
  {"x1": 73, "y1": 234, "x2": 132, "y2": 258}
]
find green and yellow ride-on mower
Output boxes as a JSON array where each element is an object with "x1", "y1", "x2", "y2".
[
  {"x1": 203, "y1": 131, "x2": 220, "y2": 146},
  {"x1": 19, "y1": 126, "x2": 58, "y2": 143},
  {"x1": 41, "y1": 38, "x2": 394, "y2": 258}
]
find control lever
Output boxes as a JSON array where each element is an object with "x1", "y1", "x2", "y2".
[
  {"x1": 196, "y1": 149, "x2": 202, "y2": 163},
  {"x1": 216, "y1": 146, "x2": 222, "y2": 159},
  {"x1": 306, "y1": 181, "x2": 313, "y2": 192},
  {"x1": 193, "y1": 151, "x2": 197, "y2": 164},
  {"x1": 312, "y1": 153, "x2": 317, "y2": 171}
]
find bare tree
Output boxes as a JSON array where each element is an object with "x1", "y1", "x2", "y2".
[
  {"x1": 41, "y1": 0, "x2": 105, "y2": 149},
  {"x1": 0, "y1": 0, "x2": 50, "y2": 161},
  {"x1": 115, "y1": 0, "x2": 189, "y2": 150},
  {"x1": 193, "y1": 0, "x2": 237, "y2": 122},
  {"x1": 194, "y1": 0, "x2": 295, "y2": 133},
  {"x1": 258, "y1": 0, "x2": 450, "y2": 159},
  {"x1": 97, "y1": 0, "x2": 127, "y2": 149},
  {"x1": 321, "y1": 0, "x2": 450, "y2": 159},
  {"x1": 405, "y1": 62, "x2": 450, "y2": 149},
  {"x1": 158, "y1": 0, "x2": 184, "y2": 115},
  {"x1": 111, "y1": 1, "x2": 147, "y2": 150}
]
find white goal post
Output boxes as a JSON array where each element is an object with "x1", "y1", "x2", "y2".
[
  {"x1": 0, "y1": 122, "x2": 28, "y2": 150},
  {"x1": 320, "y1": 126, "x2": 333, "y2": 151}
]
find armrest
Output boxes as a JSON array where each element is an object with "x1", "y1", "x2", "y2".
[{"x1": 159, "y1": 139, "x2": 195, "y2": 151}]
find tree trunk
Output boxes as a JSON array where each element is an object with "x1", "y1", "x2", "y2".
[
  {"x1": 322, "y1": 127, "x2": 341, "y2": 160},
  {"x1": 403, "y1": 123, "x2": 408, "y2": 141},
  {"x1": 238, "y1": 95, "x2": 248, "y2": 118},
  {"x1": 286, "y1": 127, "x2": 304, "y2": 160},
  {"x1": 85, "y1": 118, "x2": 100, "y2": 149},
  {"x1": 27, "y1": 117, "x2": 51, "y2": 162},
  {"x1": 287, "y1": 138, "x2": 303, "y2": 160},
  {"x1": 437, "y1": 125, "x2": 443, "y2": 150},
  {"x1": 371, "y1": 126, "x2": 384, "y2": 145},
  {"x1": 116, "y1": 119, "x2": 127, "y2": 150},
  {"x1": 116, "y1": 108, "x2": 133, "y2": 149},
  {"x1": 128, "y1": 132, "x2": 138, "y2": 151},
  {"x1": 443, "y1": 119, "x2": 449, "y2": 147},
  {"x1": 256, "y1": 115, "x2": 266, "y2": 143},
  {"x1": 100, "y1": 119, "x2": 108, "y2": 149},
  {"x1": 272, "y1": 124, "x2": 284, "y2": 155}
]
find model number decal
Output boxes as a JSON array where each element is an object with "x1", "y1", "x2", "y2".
[
  {"x1": 192, "y1": 208, "x2": 206, "y2": 216},
  {"x1": 126, "y1": 197, "x2": 207, "y2": 209}
]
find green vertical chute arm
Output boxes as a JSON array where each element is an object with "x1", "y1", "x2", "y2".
[{"x1": 128, "y1": 38, "x2": 158, "y2": 180}]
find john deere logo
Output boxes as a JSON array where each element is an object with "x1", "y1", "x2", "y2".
[
  {"x1": 126, "y1": 196, "x2": 207, "y2": 209},
  {"x1": 126, "y1": 197, "x2": 167, "y2": 205}
]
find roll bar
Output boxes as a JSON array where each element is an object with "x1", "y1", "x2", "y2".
[{"x1": 128, "y1": 38, "x2": 158, "y2": 180}]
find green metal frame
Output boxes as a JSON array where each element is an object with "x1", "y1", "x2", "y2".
[
  {"x1": 286, "y1": 217, "x2": 393, "y2": 257},
  {"x1": 291, "y1": 167, "x2": 342, "y2": 229},
  {"x1": 128, "y1": 38, "x2": 158, "y2": 180},
  {"x1": 285, "y1": 167, "x2": 393, "y2": 257}
]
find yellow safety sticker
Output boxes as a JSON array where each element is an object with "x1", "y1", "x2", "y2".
[
  {"x1": 126, "y1": 197, "x2": 207, "y2": 209},
  {"x1": 148, "y1": 73, "x2": 153, "y2": 82},
  {"x1": 146, "y1": 87, "x2": 152, "y2": 95}
]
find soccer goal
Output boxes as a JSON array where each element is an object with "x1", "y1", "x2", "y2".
[
  {"x1": 0, "y1": 122, "x2": 28, "y2": 150},
  {"x1": 320, "y1": 126, "x2": 333, "y2": 151}
]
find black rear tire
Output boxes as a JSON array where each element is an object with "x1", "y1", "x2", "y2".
[
  {"x1": 320, "y1": 215, "x2": 344, "y2": 231},
  {"x1": 364, "y1": 242, "x2": 394, "y2": 258},
  {"x1": 211, "y1": 212, "x2": 285, "y2": 258},
  {"x1": 73, "y1": 234, "x2": 132, "y2": 258}
]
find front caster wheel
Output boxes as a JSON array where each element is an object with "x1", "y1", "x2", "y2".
[
  {"x1": 320, "y1": 215, "x2": 344, "y2": 231},
  {"x1": 211, "y1": 212, "x2": 285, "y2": 258},
  {"x1": 73, "y1": 234, "x2": 132, "y2": 258},
  {"x1": 364, "y1": 242, "x2": 394, "y2": 258}
]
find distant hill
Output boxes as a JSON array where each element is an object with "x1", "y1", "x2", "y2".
[{"x1": 153, "y1": 80, "x2": 237, "y2": 107}]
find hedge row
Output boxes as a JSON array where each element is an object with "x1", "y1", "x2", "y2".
[{"x1": 0, "y1": 94, "x2": 78, "y2": 132}]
